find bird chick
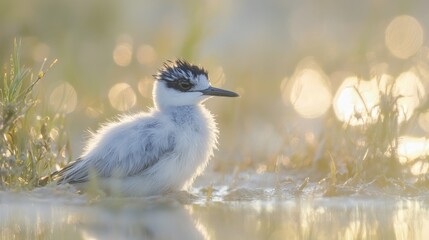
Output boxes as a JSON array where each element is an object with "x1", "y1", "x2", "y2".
[{"x1": 43, "y1": 59, "x2": 238, "y2": 196}]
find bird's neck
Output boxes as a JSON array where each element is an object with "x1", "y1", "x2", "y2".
[
  {"x1": 161, "y1": 104, "x2": 209, "y2": 127},
  {"x1": 161, "y1": 104, "x2": 198, "y2": 112}
]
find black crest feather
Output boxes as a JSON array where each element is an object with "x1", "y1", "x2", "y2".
[{"x1": 154, "y1": 59, "x2": 208, "y2": 81}]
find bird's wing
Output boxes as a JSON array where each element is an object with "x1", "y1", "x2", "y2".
[
  {"x1": 50, "y1": 121, "x2": 176, "y2": 184},
  {"x1": 52, "y1": 141, "x2": 175, "y2": 184},
  {"x1": 51, "y1": 158, "x2": 88, "y2": 184}
]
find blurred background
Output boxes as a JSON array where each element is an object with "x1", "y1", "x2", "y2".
[{"x1": 1, "y1": 0, "x2": 429, "y2": 179}]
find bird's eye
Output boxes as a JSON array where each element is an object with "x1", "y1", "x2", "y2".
[{"x1": 178, "y1": 79, "x2": 192, "y2": 91}]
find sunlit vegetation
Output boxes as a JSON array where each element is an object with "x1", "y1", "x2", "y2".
[
  {"x1": 278, "y1": 67, "x2": 429, "y2": 195},
  {"x1": 0, "y1": 2, "x2": 427, "y2": 197},
  {"x1": 2, "y1": 0, "x2": 429, "y2": 239},
  {"x1": 327, "y1": 72, "x2": 425, "y2": 183},
  {"x1": 0, "y1": 41, "x2": 69, "y2": 189},
  {"x1": 275, "y1": 14, "x2": 429, "y2": 194}
]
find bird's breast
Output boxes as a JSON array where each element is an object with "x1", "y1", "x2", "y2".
[
  {"x1": 163, "y1": 105, "x2": 218, "y2": 189},
  {"x1": 169, "y1": 105, "x2": 216, "y2": 156}
]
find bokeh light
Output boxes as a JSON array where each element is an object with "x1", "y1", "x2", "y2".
[
  {"x1": 385, "y1": 15, "x2": 424, "y2": 59},
  {"x1": 393, "y1": 71, "x2": 425, "y2": 122},
  {"x1": 113, "y1": 38, "x2": 133, "y2": 67},
  {"x1": 136, "y1": 44, "x2": 157, "y2": 65},
  {"x1": 397, "y1": 136, "x2": 429, "y2": 164},
  {"x1": 108, "y1": 82, "x2": 136, "y2": 111},
  {"x1": 333, "y1": 75, "x2": 391, "y2": 125},
  {"x1": 418, "y1": 111, "x2": 429, "y2": 133},
  {"x1": 411, "y1": 161, "x2": 429, "y2": 176},
  {"x1": 137, "y1": 77, "x2": 153, "y2": 99},
  {"x1": 49, "y1": 82, "x2": 78, "y2": 114},
  {"x1": 334, "y1": 71, "x2": 426, "y2": 125},
  {"x1": 285, "y1": 59, "x2": 332, "y2": 118}
]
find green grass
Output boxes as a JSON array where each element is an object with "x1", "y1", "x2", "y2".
[{"x1": 0, "y1": 40, "x2": 69, "y2": 190}]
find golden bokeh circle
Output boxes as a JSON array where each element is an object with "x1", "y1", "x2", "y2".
[
  {"x1": 108, "y1": 82, "x2": 137, "y2": 111},
  {"x1": 385, "y1": 15, "x2": 424, "y2": 59},
  {"x1": 49, "y1": 82, "x2": 78, "y2": 114}
]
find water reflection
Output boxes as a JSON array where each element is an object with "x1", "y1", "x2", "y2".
[
  {"x1": 1, "y1": 189, "x2": 429, "y2": 240},
  {"x1": 192, "y1": 197, "x2": 429, "y2": 240},
  {"x1": 0, "y1": 190, "x2": 207, "y2": 240},
  {"x1": 80, "y1": 202, "x2": 207, "y2": 240}
]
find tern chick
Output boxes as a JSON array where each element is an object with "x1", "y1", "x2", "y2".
[{"x1": 42, "y1": 59, "x2": 238, "y2": 196}]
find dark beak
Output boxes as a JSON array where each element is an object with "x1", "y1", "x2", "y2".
[{"x1": 200, "y1": 86, "x2": 239, "y2": 97}]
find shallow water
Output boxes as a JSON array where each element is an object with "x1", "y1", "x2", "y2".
[{"x1": 1, "y1": 181, "x2": 429, "y2": 240}]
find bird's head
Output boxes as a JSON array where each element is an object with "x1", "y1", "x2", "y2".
[{"x1": 153, "y1": 59, "x2": 238, "y2": 109}]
